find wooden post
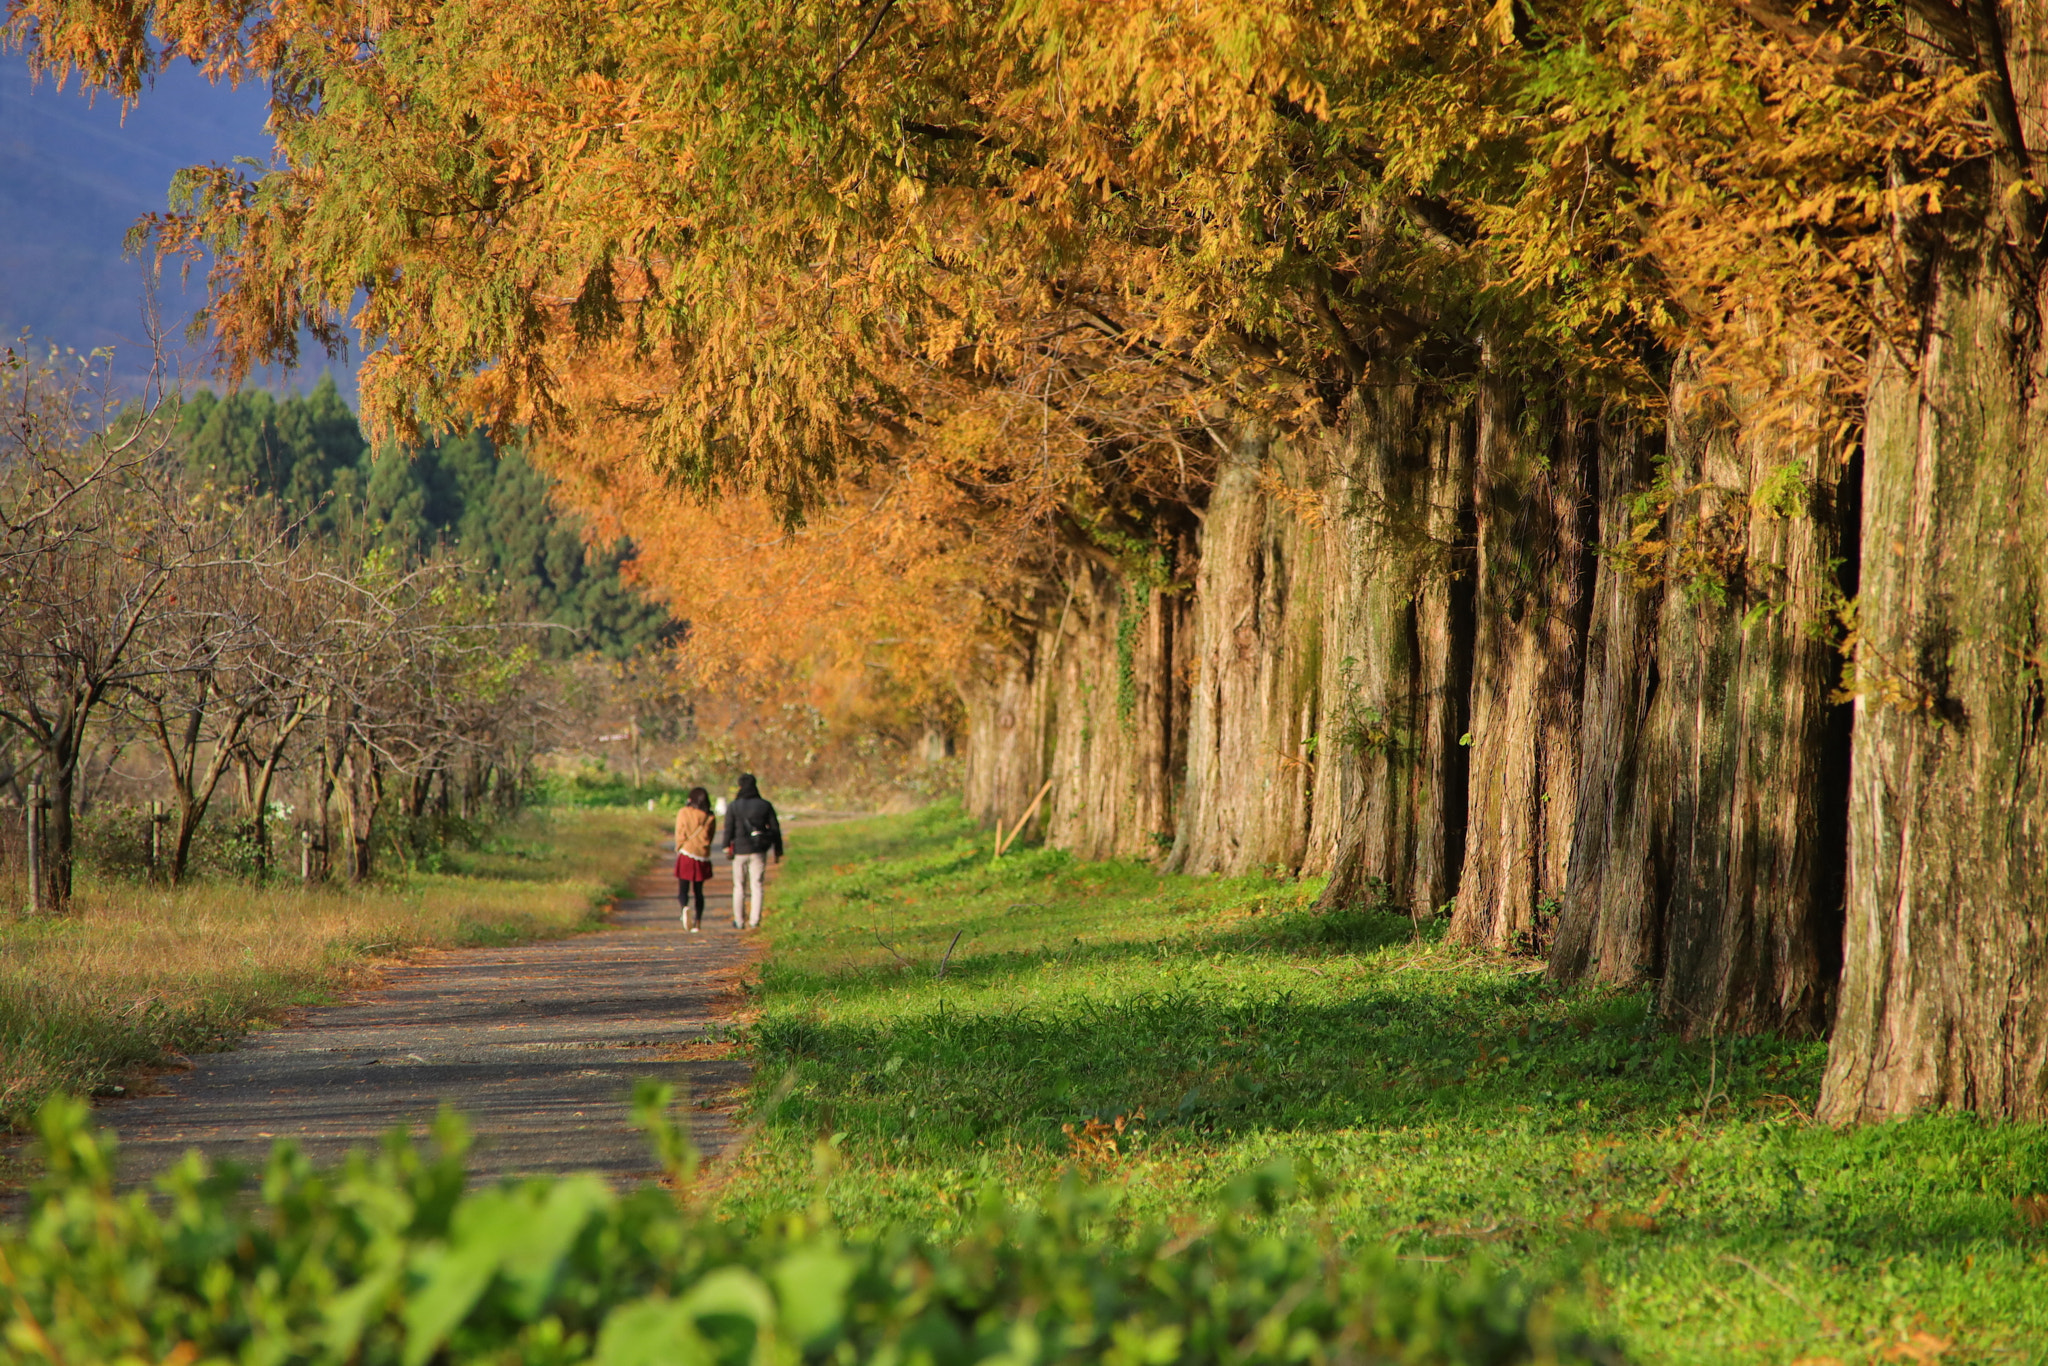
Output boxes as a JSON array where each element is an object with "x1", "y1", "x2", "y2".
[
  {"x1": 300, "y1": 828, "x2": 314, "y2": 884},
  {"x1": 995, "y1": 777, "x2": 1056, "y2": 858},
  {"x1": 148, "y1": 800, "x2": 163, "y2": 879}
]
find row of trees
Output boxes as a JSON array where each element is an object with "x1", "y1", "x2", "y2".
[
  {"x1": 8, "y1": 1, "x2": 2042, "y2": 1119},
  {"x1": 1, "y1": 346, "x2": 593, "y2": 907}
]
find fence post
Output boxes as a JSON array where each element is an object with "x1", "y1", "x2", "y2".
[
  {"x1": 26, "y1": 780, "x2": 45, "y2": 915},
  {"x1": 148, "y1": 799, "x2": 163, "y2": 879},
  {"x1": 300, "y1": 827, "x2": 313, "y2": 884}
]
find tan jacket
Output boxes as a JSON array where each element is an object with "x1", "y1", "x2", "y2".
[{"x1": 674, "y1": 806, "x2": 715, "y2": 859}]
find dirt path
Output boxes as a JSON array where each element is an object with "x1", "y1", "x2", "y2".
[{"x1": 105, "y1": 853, "x2": 763, "y2": 1187}]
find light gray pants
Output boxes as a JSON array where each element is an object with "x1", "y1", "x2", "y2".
[{"x1": 732, "y1": 853, "x2": 766, "y2": 927}]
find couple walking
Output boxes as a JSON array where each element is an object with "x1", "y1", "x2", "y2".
[{"x1": 673, "y1": 773, "x2": 782, "y2": 932}]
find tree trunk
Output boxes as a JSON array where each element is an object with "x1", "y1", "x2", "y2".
[
  {"x1": 1450, "y1": 379, "x2": 1595, "y2": 949},
  {"x1": 1550, "y1": 381, "x2": 1851, "y2": 1038},
  {"x1": 962, "y1": 544, "x2": 1191, "y2": 859},
  {"x1": 960, "y1": 604, "x2": 1054, "y2": 835},
  {"x1": 1312, "y1": 385, "x2": 1476, "y2": 916},
  {"x1": 1819, "y1": 200, "x2": 2048, "y2": 1120},
  {"x1": 250, "y1": 750, "x2": 280, "y2": 876},
  {"x1": 158, "y1": 726, "x2": 245, "y2": 887},
  {"x1": 1041, "y1": 550, "x2": 1189, "y2": 861},
  {"x1": 1550, "y1": 413, "x2": 1665, "y2": 983},
  {"x1": 341, "y1": 740, "x2": 383, "y2": 883},
  {"x1": 314, "y1": 702, "x2": 341, "y2": 882},
  {"x1": 1642, "y1": 372, "x2": 1849, "y2": 1036},
  {"x1": 1169, "y1": 431, "x2": 1325, "y2": 875},
  {"x1": 406, "y1": 763, "x2": 436, "y2": 821},
  {"x1": 43, "y1": 743, "x2": 77, "y2": 909}
]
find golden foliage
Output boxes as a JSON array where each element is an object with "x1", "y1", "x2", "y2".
[{"x1": 2, "y1": 0, "x2": 2013, "y2": 722}]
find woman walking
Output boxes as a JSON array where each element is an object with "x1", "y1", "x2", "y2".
[{"x1": 673, "y1": 787, "x2": 716, "y2": 932}]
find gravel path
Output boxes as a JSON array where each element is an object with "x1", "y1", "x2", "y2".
[{"x1": 104, "y1": 855, "x2": 762, "y2": 1187}]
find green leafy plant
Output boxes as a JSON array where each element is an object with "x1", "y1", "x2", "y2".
[{"x1": 1, "y1": 1094, "x2": 1612, "y2": 1366}]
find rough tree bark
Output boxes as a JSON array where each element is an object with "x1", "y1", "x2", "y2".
[
  {"x1": 1550, "y1": 383, "x2": 1851, "y2": 1038},
  {"x1": 1040, "y1": 552, "x2": 1189, "y2": 860},
  {"x1": 1312, "y1": 386, "x2": 1476, "y2": 915},
  {"x1": 1820, "y1": 169, "x2": 2048, "y2": 1119},
  {"x1": 340, "y1": 739, "x2": 383, "y2": 883},
  {"x1": 1169, "y1": 432, "x2": 1325, "y2": 876},
  {"x1": 1450, "y1": 379, "x2": 1594, "y2": 949},
  {"x1": 961, "y1": 545, "x2": 1190, "y2": 861},
  {"x1": 1647, "y1": 375, "x2": 1850, "y2": 1035},
  {"x1": 960, "y1": 641, "x2": 1046, "y2": 832}
]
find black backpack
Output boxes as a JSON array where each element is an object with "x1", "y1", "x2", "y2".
[{"x1": 740, "y1": 802, "x2": 777, "y2": 845}]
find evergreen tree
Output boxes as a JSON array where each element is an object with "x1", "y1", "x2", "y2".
[{"x1": 170, "y1": 384, "x2": 670, "y2": 657}]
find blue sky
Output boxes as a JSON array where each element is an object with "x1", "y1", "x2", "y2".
[{"x1": 0, "y1": 55, "x2": 356, "y2": 400}]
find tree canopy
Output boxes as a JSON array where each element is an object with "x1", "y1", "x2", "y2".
[
  {"x1": 8, "y1": 0, "x2": 2046, "y2": 1120},
  {"x1": 4, "y1": 0, "x2": 2004, "y2": 700}
]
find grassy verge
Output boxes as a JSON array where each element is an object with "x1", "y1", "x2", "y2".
[
  {"x1": 723, "y1": 802, "x2": 2048, "y2": 1366},
  {"x1": 0, "y1": 806, "x2": 663, "y2": 1137}
]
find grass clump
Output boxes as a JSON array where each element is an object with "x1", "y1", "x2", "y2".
[
  {"x1": 0, "y1": 806, "x2": 662, "y2": 1134},
  {"x1": 724, "y1": 802, "x2": 2048, "y2": 1366}
]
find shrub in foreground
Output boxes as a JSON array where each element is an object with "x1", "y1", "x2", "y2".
[{"x1": 0, "y1": 1090, "x2": 1618, "y2": 1366}]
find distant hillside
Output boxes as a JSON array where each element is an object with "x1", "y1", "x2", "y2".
[{"x1": 0, "y1": 58, "x2": 349, "y2": 396}]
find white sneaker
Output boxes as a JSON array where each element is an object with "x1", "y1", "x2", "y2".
[{"x1": 689, "y1": 925, "x2": 699, "y2": 933}]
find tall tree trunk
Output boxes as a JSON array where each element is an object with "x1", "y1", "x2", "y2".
[
  {"x1": 28, "y1": 691, "x2": 92, "y2": 911},
  {"x1": 246, "y1": 705, "x2": 310, "y2": 878},
  {"x1": 250, "y1": 752, "x2": 279, "y2": 876},
  {"x1": 1550, "y1": 383, "x2": 1851, "y2": 1037},
  {"x1": 43, "y1": 737, "x2": 78, "y2": 909},
  {"x1": 1313, "y1": 385, "x2": 1476, "y2": 916},
  {"x1": 1551, "y1": 414, "x2": 1665, "y2": 983},
  {"x1": 1450, "y1": 380, "x2": 1595, "y2": 949},
  {"x1": 1820, "y1": 184, "x2": 2048, "y2": 1120},
  {"x1": 314, "y1": 700, "x2": 342, "y2": 882},
  {"x1": 163, "y1": 721, "x2": 245, "y2": 886},
  {"x1": 963, "y1": 547, "x2": 1190, "y2": 860},
  {"x1": 1043, "y1": 553, "x2": 1189, "y2": 861},
  {"x1": 406, "y1": 763, "x2": 436, "y2": 820},
  {"x1": 960, "y1": 592, "x2": 1056, "y2": 836},
  {"x1": 1644, "y1": 372, "x2": 1850, "y2": 1035},
  {"x1": 1169, "y1": 431, "x2": 1324, "y2": 875}
]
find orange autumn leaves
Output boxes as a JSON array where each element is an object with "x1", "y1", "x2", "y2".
[
  {"x1": 537, "y1": 372, "x2": 1077, "y2": 730},
  {"x1": 2, "y1": 0, "x2": 2006, "y2": 745}
]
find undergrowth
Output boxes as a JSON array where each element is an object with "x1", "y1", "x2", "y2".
[
  {"x1": 0, "y1": 1090, "x2": 1613, "y2": 1366},
  {"x1": 722, "y1": 802, "x2": 2048, "y2": 1366}
]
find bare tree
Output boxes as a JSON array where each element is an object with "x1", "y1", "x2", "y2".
[
  {"x1": 115, "y1": 498, "x2": 310, "y2": 882},
  {"x1": 0, "y1": 344, "x2": 229, "y2": 908}
]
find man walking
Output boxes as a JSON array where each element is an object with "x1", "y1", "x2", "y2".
[{"x1": 722, "y1": 773, "x2": 783, "y2": 929}]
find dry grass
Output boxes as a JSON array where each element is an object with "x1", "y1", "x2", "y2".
[{"x1": 0, "y1": 806, "x2": 666, "y2": 1133}]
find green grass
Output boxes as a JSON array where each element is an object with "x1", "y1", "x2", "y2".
[{"x1": 722, "y1": 802, "x2": 2048, "y2": 1366}]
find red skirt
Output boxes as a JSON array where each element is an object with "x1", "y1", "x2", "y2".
[{"x1": 675, "y1": 852, "x2": 712, "y2": 882}]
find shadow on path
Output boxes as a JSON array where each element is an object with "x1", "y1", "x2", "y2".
[{"x1": 104, "y1": 852, "x2": 764, "y2": 1187}]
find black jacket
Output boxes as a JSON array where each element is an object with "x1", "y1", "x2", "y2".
[{"x1": 724, "y1": 794, "x2": 783, "y2": 857}]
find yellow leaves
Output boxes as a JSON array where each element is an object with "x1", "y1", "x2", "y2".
[
  {"x1": 1482, "y1": 0, "x2": 1514, "y2": 49},
  {"x1": 13, "y1": 0, "x2": 2005, "y2": 676}
]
